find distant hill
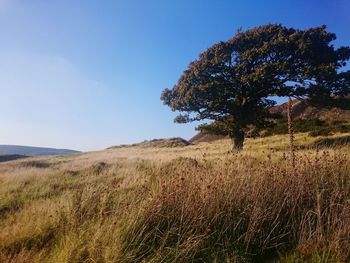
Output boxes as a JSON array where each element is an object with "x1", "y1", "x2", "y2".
[
  {"x1": 0, "y1": 154, "x2": 28, "y2": 163},
  {"x1": 189, "y1": 133, "x2": 226, "y2": 144},
  {"x1": 190, "y1": 100, "x2": 350, "y2": 144},
  {"x1": 108, "y1": 137, "x2": 190, "y2": 149},
  {"x1": 0, "y1": 145, "x2": 80, "y2": 156},
  {"x1": 270, "y1": 100, "x2": 350, "y2": 121}
]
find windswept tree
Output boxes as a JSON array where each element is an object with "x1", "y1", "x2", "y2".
[{"x1": 161, "y1": 24, "x2": 350, "y2": 150}]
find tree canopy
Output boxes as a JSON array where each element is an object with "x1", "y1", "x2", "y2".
[{"x1": 161, "y1": 24, "x2": 350, "y2": 149}]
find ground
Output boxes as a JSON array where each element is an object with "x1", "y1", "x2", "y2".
[{"x1": 1, "y1": 133, "x2": 350, "y2": 263}]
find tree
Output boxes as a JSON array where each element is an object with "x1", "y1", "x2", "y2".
[{"x1": 161, "y1": 24, "x2": 350, "y2": 150}]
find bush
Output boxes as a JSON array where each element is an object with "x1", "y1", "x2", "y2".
[
  {"x1": 309, "y1": 127, "x2": 333, "y2": 137},
  {"x1": 264, "y1": 118, "x2": 350, "y2": 137}
]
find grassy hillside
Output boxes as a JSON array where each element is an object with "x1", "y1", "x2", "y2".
[
  {"x1": 1, "y1": 133, "x2": 350, "y2": 262},
  {"x1": 108, "y1": 137, "x2": 190, "y2": 149}
]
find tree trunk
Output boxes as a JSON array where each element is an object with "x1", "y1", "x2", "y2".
[{"x1": 230, "y1": 130, "x2": 245, "y2": 150}]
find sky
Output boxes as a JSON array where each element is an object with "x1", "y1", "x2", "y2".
[{"x1": 0, "y1": 0, "x2": 349, "y2": 151}]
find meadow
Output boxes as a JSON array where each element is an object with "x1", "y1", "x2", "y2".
[{"x1": 1, "y1": 133, "x2": 350, "y2": 263}]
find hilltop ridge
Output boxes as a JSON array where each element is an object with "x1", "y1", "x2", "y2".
[{"x1": 108, "y1": 137, "x2": 190, "y2": 149}]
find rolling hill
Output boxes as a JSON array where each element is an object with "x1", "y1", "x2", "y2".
[
  {"x1": 270, "y1": 99, "x2": 350, "y2": 121},
  {"x1": 0, "y1": 145, "x2": 80, "y2": 156},
  {"x1": 108, "y1": 137, "x2": 190, "y2": 149}
]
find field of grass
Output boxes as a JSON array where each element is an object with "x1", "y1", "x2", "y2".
[{"x1": 1, "y1": 133, "x2": 350, "y2": 263}]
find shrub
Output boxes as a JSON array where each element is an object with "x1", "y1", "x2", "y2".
[
  {"x1": 309, "y1": 128, "x2": 333, "y2": 137},
  {"x1": 264, "y1": 118, "x2": 350, "y2": 137}
]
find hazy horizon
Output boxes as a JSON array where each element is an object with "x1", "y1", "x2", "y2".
[{"x1": 1, "y1": 0, "x2": 349, "y2": 151}]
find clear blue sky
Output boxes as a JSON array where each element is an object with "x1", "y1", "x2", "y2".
[{"x1": 0, "y1": 0, "x2": 349, "y2": 151}]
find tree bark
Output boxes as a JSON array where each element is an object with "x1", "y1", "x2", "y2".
[{"x1": 230, "y1": 130, "x2": 245, "y2": 150}]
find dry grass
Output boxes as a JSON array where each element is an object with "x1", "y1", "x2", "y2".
[
  {"x1": 122, "y1": 153, "x2": 350, "y2": 262},
  {"x1": 0, "y1": 133, "x2": 350, "y2": 262}
]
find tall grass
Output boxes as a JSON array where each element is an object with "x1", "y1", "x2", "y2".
[
  {"x1": 121, "y1": 153, "x2": 350, "y2": 262},
  {"x1": 0, "y1": 133, "x2": 349, "y2": 262}
]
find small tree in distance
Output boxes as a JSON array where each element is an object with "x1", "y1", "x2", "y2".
[{"x1": 161, "y1": 24, "x2": 350, "y2": 150}]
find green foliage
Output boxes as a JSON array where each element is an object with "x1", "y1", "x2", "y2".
[
  {"x1": 161, "y1": 24, "x2": 350, "y2": 148},
  {"x1": 263, "y1": 118, "x2": 350, "y2": 137}
]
